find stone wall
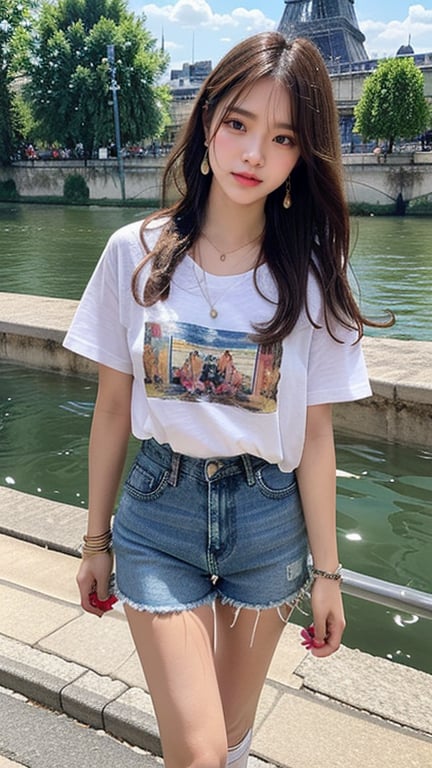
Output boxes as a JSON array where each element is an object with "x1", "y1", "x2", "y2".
[
  {"x1": 3, "y1": 154, "x2": 432, "y2": 207},
  {"x1": 0, "y1": 293, "x2": 430, "y2": 449},
  {"x1": 1, "y1": 158, "x2": 166, "y2": 202}
]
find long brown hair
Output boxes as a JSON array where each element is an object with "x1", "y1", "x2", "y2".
[{"x1": 133, "y1": 32, "x2": 392, "y2": 344}]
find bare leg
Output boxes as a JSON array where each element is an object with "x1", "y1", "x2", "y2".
[
  {"x1": 124, "y1": 603, "x2": 227, "y2": 768},
  {"x1": 214, "y1": 601, "x2": 291, "y2": 748}
]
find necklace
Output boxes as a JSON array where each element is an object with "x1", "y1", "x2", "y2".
[
  {"x1": 201, "y1": 229, "x2": 263, "y2": 262},
  {"x1": 192, "y1": 254, "x2": 250, "y2": 319}
]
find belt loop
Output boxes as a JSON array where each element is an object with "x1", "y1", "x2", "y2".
[
  {"x1": 241, "y1": 454, "x2": 256, "y2": 486},
  {"x1": 168, "y1": 452, "x2": 181, "y2": 487}
]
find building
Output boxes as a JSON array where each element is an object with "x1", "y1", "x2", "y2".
[
  {"x1": 166, "y1": 1, "x2": 432, "y2": 150},
  {"x1": 167, "y1": 60, "x2": 212, "y2": 142},
  {"x1": 278, "y1": 0, "x2": 368, "y2": 65},
  {"x1": 277, "y1": 1, "x2": 432, "y2": 150}
]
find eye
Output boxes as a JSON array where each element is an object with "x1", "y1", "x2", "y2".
[
  {"x1": 225, "y1": 118, "x2": 245, "y2": 131},
  {"x1": 274, "y1": 135, "x2": 295, "y2": 146}
]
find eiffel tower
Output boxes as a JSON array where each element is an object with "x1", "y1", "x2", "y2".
[{"x1": 278, "y1": 0, "x2": 368, "y2": 64}]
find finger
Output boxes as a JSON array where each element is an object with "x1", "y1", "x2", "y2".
[
  {"x1": 311, "y1": 626, "x2": 343, "y2": 657},
  {"x1": 90, "y1": 592, "x2": 117, "y2": 611},
  {"x1": 96, "y1": 580, "x2": 111, "y2": 602},
  {"x1": 78, "y1": 579, "x2": 106, "y2": 616},
  {"x1": 311, "y1": 639, "x2": 338, "y2": 658},
  {"x1": 81, "y1": 592, "x2": 104, "y2": 617},
  {"x1": 312, "y1": 621, "x2": 327, "y2": 647}
]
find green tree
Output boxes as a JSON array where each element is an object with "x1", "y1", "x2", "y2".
[
  {"x1": 0, "y1": 0, "x2": 35, "y2": 165},
  {"x1": 27, "y1": 0, "x2": 170, "y2": 156},
  {"x1": 354, "y1": 56, "x2": 429, "y2": 154}
]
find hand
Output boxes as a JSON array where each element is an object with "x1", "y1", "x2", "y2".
[
  {"x1": 306, "y1": 578, "x2": 345, "y2": 658},
  {"x1": 76, "y1": 551, "x2": 115, "y2": 617}
]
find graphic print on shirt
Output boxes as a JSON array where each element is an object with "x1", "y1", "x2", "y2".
[{"x1": 143, "y1": 322, "x2": 282, "y2": 413}]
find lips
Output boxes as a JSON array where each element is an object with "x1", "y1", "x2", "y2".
[{"x1": 232, "y1": 172, "x2": 262, "y2": 187}]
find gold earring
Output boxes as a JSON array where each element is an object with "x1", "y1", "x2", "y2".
[
  {"x1": 283, "y1": 177, "x2": 292, "y2": 209},
  {"x1": 200, "y1": 148, "x2": 210, "y2": 176}
]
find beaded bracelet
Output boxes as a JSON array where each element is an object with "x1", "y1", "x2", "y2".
[{"x1": 311, "y1": 564, "x2": 343, "y2": 582}]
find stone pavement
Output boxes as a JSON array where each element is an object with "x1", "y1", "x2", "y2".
[{"x1": 1, "y1": 487, "x2": 432, "y2": 768}]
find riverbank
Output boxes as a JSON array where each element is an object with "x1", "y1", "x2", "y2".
[
  {"x1": 0, "y1": 488, "x2": 431, "y2": 768},
  {"x1": 0, "y1": 292, "x2": 431, "y2": 448},
  {"x1": 1, "y1": 293, "x2": 431, "y2": 765},
  {"x1": 2, "y1": 153, "x2": 432, "y2": 212}
]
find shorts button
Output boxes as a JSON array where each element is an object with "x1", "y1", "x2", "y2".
[{"x1": 206, "y1": 461, "x2": 221, "y2": 479}]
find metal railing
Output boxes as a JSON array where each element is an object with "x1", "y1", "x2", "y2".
[{"x1": 341, "y1": 569, "x2": 432, "y2": 620}]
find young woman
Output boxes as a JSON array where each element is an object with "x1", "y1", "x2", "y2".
[{"x1": 64, "y1": 32, "x2": 381, "y2": 768}]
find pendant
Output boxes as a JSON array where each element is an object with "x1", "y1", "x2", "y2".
[{"x1": 210, "y1": 307, "x2": 218, "y2": 318}]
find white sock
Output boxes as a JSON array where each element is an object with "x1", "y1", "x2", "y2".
[{"x1": 226, "y1": 729, "x2": 252, "y2": 768}]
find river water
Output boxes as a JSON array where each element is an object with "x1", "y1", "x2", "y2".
[
  {"x1": 0, "y1": 203, "x2": 431, "y2": 341},
  {"x1": 0, "y1": 203, "x2": 431, "y2": 673}
]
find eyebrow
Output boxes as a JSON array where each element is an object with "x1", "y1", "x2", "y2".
[{"x1": 228, "y1": 105, "x2": 295, "y2": 131}]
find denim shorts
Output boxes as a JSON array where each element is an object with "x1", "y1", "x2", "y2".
[{"x1": 113, "y1": 438, "x2": 310, "y2": 614}]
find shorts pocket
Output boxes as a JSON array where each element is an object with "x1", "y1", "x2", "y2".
[
  {"x1": 255, "y1": 465, "x2": 298, "y2": 500},
  {"x1": 124, "y1": 455, "x2": 169, "y2": 501}
]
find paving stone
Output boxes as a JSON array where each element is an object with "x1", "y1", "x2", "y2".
[
  {"x1": 254, "y1": 682, "x2": 432, "y2": 768},
  {"x1": 397, "y1": 380, "x2": 432, "y2": 404},
  {"x1": 38, "y1": 610, "x2": 136, "y2": 676},
  {"x1": 0, "y1": 489, "x2": 86, "y2": 555},
  {"x1": 0, "y1": 584, "x2": 81, "y2": 645},
  {"x1": 0, "y1": 635, "x2": 85, "y2": 711},
  {"x1": 104, "y1": 686, "x2": 161, "y2": 756},
  {"x1": 0, "y1": 293, "x2": 76, "y2": 336},
  {"x1": 61, "y1": 669, "x2": 127, "y2": 729},
  {"x1": 0, "y1": 531, "x2": 79, "y2": 603},
  {"x1": 296, "y1": 644, "x2": 432, "y2": 735},
  {"x1": 113, "y1": 649, "x2": 148, "y2": 690}
]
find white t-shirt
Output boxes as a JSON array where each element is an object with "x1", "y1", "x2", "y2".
[{"x1": 63, "y1": 218, "x2": 372, "y2": 471}]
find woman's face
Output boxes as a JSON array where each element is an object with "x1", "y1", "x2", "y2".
[{"x1": 206, "y1": 77, "x2": 301, "y2": 210}]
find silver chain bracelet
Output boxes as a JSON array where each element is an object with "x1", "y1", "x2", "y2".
[{"x1": 311, "y1": 564, "x2": 343, "y2": 581}]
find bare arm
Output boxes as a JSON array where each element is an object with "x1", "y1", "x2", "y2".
[
  {"x1": 296, "y1": 403, "x2": 345, "y2": 656},
  {"x1": 77, "y1": 364, "x2": 133, "y2": 615}
]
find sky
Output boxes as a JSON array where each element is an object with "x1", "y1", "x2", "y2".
[{"x1": 126, "y1": 1, "x2": 432, "y2": 73}]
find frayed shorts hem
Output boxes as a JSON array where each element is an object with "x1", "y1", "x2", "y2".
[
  {"x1": 114, "y1": 580, "x2": 310, "y2": 616},
  {"x1": 217, "y1": 583, "x2": 309, "y2": 613},
  {"x1": 114, "y1": 586, "x2": 215, "y2": 614}
]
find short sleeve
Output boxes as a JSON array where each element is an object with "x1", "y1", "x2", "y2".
[
  {"x1": 63, "y1": 224, "x2": 142, "y2": 374},
  {"x1": 307, "y1": 323, "x2": 372, "y2": 405},
  {"x1": 305, "y1": 272, "x2": 372, "y2": 405}
]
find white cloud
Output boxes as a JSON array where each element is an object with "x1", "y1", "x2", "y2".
[
  {"x1": 360, "y1": 4, "x2": 432, "y2": 56},
  {"x1": 231, "y1": 8, "x2": 275, "y2": 33},
  {"x1": 173, "y1": 0, "x2": 220, "y2": 27},
  {"x1": 141, "y1": 0, "x2": 276, "y2": 69},
  {"x1": 409, "y1": 3, "x2": 432, "y2": 23},
  {"x1": 142, "y1": 1, "x2": 274, "y2": 32}
]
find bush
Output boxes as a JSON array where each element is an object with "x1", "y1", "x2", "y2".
[
  {"x1": 63, "y1": 173, "x2": 89, "y2": 202},
  {"x1": 406, "y1": 196, "x2": 432, "y2": 216},
  {"x1": 0, "y1": 178, "x2": 19, "y2": 200},
  {"x1": 349, "y1": 201, "x2": 396, "y2": 216}
]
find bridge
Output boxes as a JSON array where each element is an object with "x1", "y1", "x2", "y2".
[
  {"x1": 343, "y1": 151, "x2": 432, "y2": 206},
  {"x1": 2, "y1": 152, "x2": 432, "y2": 208}
]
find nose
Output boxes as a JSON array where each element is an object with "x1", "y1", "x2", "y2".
[{"x1": 242, "y1": 135, "x2": 265, "y2": 167}]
